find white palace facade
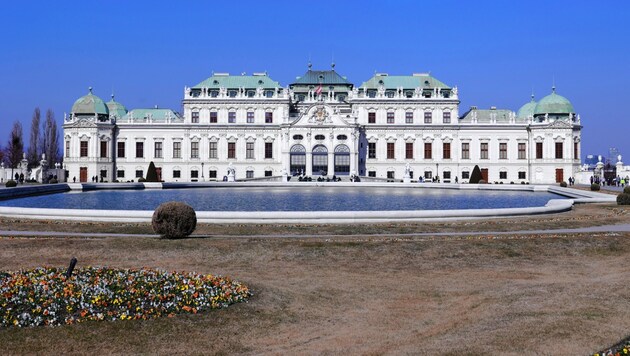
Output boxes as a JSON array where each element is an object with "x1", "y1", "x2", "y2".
[{"x1": 63, "y1": 65, "x2": 582, "y2": 184}]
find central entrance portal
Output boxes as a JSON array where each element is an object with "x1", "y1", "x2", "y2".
[{"x1": 312, "y1": 145, "x2": 328, "y2": 175}]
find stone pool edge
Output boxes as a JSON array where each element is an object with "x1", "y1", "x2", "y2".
[{"x1": 0, "y1": 182, "x2": 615, "y2": 224}]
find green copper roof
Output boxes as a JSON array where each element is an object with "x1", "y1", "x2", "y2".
[
  {"x1": 106, "y1": 95, "x2": 128, "y2": 118},
  {"x1": 534, "y1": 89, "x2": 574, "y2": 115},
  {"x1": 360, "y1": 74, "x2": 450, "y2": 89},
  {"x1": 292, "y1": 69, "x2": 352, "y2": 85},
  {"x1": 459, "y1": 108, "x2": 524, "y2": 123},
  {"x1": 193, "y1": 74, "x2": 281, "y2": 89},
  {"x1": 123, "y1": 108, "x2": 182, "y2": 122},
  {"x1": 516, "y1": 95, "x2": 537, "y2": 118},
  {"x1": 71, "y1": 88, "x2": 109, "y2": 115}
]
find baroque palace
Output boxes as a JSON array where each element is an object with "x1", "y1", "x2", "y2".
[{"x1": 63, "y1": 64, "x2": 582, "y2": 183}]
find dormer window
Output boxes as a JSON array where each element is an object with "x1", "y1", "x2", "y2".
[
  {"x1": 265, "y1": 90, "x2": 274, "y2": 98},
  {"x1": 386, "y1": 91, "x2": 395, "y2": 98},
  {"x1": 228, "y1": 90, "x2": 237, "y2": 98},
  {"x1": 247, "y1": 90, "x2": 255, "y2": 97},
  {"x1": 405, "y1": 91, "x2": 414, "y2": 98},
  {"x1": 213, "y1": 80, "x2": 219, "y2": 85},
  {"x1": 210, "y1": 90, "x2": 219, "y2": 97}
]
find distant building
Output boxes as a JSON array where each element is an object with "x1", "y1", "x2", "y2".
[{"x1": 62, "y1": 65, "x2": 582, "y2": 184}]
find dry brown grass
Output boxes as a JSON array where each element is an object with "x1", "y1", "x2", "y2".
[{"x1": 1, "y1": 204, "x2": 630, "y2": 354}]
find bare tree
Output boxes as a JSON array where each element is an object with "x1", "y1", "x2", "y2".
[
  {"x1": 42, "y1": 109, "x2": 60, "y2": 168},
  {"x1": 27, "y1": 107, "x2": 41, "y2": 168},
  {"x1": 6, "y1": 121, "x2": 24, "y2": 173}
]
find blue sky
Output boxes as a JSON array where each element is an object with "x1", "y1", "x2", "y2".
[{"x1": 0, "y1": 1, "x2": 628, "y2": 159}]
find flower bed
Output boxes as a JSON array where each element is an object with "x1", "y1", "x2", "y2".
[{"x1": 0, "y1": 267, "x2": 250, "y2": 327}]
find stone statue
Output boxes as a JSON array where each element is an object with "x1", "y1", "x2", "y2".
[
  {"x1": 405, "y1": 163, "x2": 411, "y2": 176},
  {"x1": 256, "y1": 86, "x2": 264, "y2": 97},
  {"x1": 618, "y1": 154, "x2": 622, "y2": 163},
  {"x1": 227, "y1": 162, "x2": 235, "y2": 182},
  {"x1": 598, "y1": 155, "x2": 603, "y2": 163},
  {"x1": 452, "y1": 86, "x2": 458, "y2": 96},
  {"x1": 219, "y1": 87, "x2": 227, "y2": 97},
  {"x1": 377, "y1": 84, "x2": 385, "y2": 96},
  {"x1": 414, "y1": 87, "x2": 421, "y2": 97}
]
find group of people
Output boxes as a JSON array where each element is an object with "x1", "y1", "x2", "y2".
[{"x1": 590, "y1": 175, "x2": 630, "y2": 187}]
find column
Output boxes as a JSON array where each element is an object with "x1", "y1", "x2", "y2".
[
  {"x1": 328, "y1": 151, "x2": 334, "y2": 176},
  {"x1": 306, "y1": 151, "x2": 313, "y2": 176}
]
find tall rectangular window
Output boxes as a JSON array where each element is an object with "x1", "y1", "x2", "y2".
[
  {"x1": 405, "y1": 142, "x2": 413, "y2": 159},
  {"x1": 405, "y1": 112, "x2": 413, "y2": 124},
  {"x1": 424, "y1": 142, "x2": 432, "y2": 159},
  {"x1": 154, "y1": 142, "x2": 163, "y2": 159},
  {"x1": 100, "y1": 141, "x2": 107, "y2": 158},
  {"x1": 247, "y1": 111, "x2": 254, "y2": 123},
  {"x1": 555, "y1": 142, "x2": 563, "y2": 159},
  {"x1": 424, "y1": 111, "x2": 432, "y2": 124},
  {"x1": 387, "y1": 111, "x2": 395, "y2": 124},
  {"x1": 80, "y1": 141, "x2": 88, "y2": 157},
  {"x1": 480, "y1": 142, "x2": 488, "y2": 159},
  {"x1": 228, "y1": 111, "x2": 236, "y2": 123},
  {"x1": 173, "y1": 142, "x2": 181, "y2": 159},
  {"x1": 443, "y1": 142, "x2": 451, "y2": 159},
  {"x1": 117, "y1": 142, "x2": 125, "y2": 158},
  {"x1": 246, "y1": 142, "x2": 254, "y2": 159},
  {"x1": 574, "y1": 142, "x2": 578, "y2": 159},
  {"x1": 228, "y1": 142, "x2": 236, "y2": 159},
  {"x1": 443, "y1": 112, "x2": 451, "y2": 124},
  {"x1": 210, "y1": 111, "x2": 218, "y2": 123},
  {"x1": 135, "y1": 142, "x2": 144, "y2": 158},
  {"x1": 368, "y1": 142, "x2": 376, "y2": 159},
  {"x1": 461, "y1": 142, "x2": 469, "y2": 159},
  {"x1": 536, "y1": 142, "x2": 543, "y2": 159},
  {"x1": 191, "y1": 142, "x2": 199, "y2": 159},
  {"x1": 518, "y1": 143, "x2": 526, "y2": 159},
  {"x1": 387, "y1": 143, "x2": 395, "y2": 159},
  {"x1": 65, "y1": 140, "x2": 70, "y2": 158},
  {"x1": 265, "y1": 142, "x2": 273, "y2": 159},
  {"x1": 368, "y1": 112, "x2": 376, "y2": 124},
  {"x1": 499, "y1": 143, "x2": 507, "y2": 159},
  {"x1": 191, "y1": 111, "x2": 199, "y2": 123},
  {"x1": 209, "y1": 142, "x2": 217, "y2": 159},
  {"x1": 265, "y1": 112, "x2": 273, "y2": 123}
]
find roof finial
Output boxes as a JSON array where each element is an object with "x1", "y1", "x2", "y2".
[
  {"x1": 88, "y1": 86, "x2": 93, "y2": 94},
  {"x1": 331, "y1": 61, "x2": 335, "y2": 69},
  {"x1": 331, "y1": 52, "x2": 335, "y2": 70},
  {"x1": 308, "y1": 61, "x2": 312, "y2": 70},
  {"x1": 552, "y1": 75, "x2": 556, "y2": 93},
  {"x1": 111, "y1": 93, "x2": 115, "y2": 100},
  {"x1": 531, "y1": 87, "x2": 535, "y2": 101}
]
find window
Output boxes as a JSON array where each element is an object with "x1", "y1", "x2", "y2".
[
  {"x1": 405, "y1": 112, "x2": 413, "y2": 124},
  {"x1": 480, "y1": 142, "x2": 488, "y2": 159},
  {"x1": 368, "y1": 112, "x2": 376, "y2": 124},
  {"x1": 100, "y1": 170, "x2": 107, "y2": 179},
  {"x1": 387, "y1": 143, "x2": 395, "y2": 159},
  {"x1": 173, "y1": 142, "x2": 181, "y2": 159},
  {"x1": 462, "y1": 171, "x2": 470, "y2": 179},
  {"x1": 518, "y1": 143, "x2": 526, "y2": 159},
  {"x1": 210, "y1": 111, "x2": 218, "y2": 123},
  {"x1": 443, "y1": 112, "x2": 451, "y2": 124},
  {"x1": 368, "y1": 142, "x2": 376, "y2": 159},
  {"x1": 518, "y1": 172, "x2": 527, "y2": 179},
  {"x1": 265, "y1": 112, "x2": 273, "y2": 123},
  {"x1": 117, "y1": 142, "x2": 125, "y2": 158},
  {"x1": 443, "y1": 142, "x2": 451, "y2": 159},
  {"x1": 246, "y1": 170, "x2": 254, "y2": 179},
  {"x1": 337, "y1": 135, "x2": 347, "y2": 140},
  {"x1": 173, "y1": 170, "x2": 181, "y2": 179},
  {"x1": 100, "y1": 141, "x2": 107, "y2": 158},
  {"x1": 191, "y1": 170, "x2": 198, "y2": 179},
  {"x1": 574, "y1": 142, "x2": 578, "y2": 159},
  {"x1": 499, "y1": 171, "x2": 507, "y2": 179},
  {"x1": 424, "y1": 171, "x2": 433, "y2": 179},
  {"x1": 406, "y1": 142, "x2": 414, "y2": 159},
  {"x1": 209, "y1": 170, "x2": 217, "y2": 179},
  {"x1": 228, "y1": 142, "x2": 236, "y2": 159},
  {"x1": 247, "y1": 111, "x2": 254, "y2": 123},
  {"x1": 293, "y1": 134, "x2": 303, "y2": 140},
  {"x1": 536, "y1": 142, "x2": 543, "y2": 159},
  {"x1": 424, "y1": 142, "x2": 432, "y2": 159},
  {"x1": 191, "y1": 111, "x2": 199, "y2": 123},
  {"x1": 387, "y1": 111, "x2": 394, "y2": 124},
  {"x1": 154, "y1": 142, "x2": 163, "y2": 159},
  {"x1": 265, "y1": 170, "x2": 272, "y2": 177},
  {"x1": 265, "y1": 142, "x2": 273, "y2": 159},
  {"x1": 424, "y1": 111, "x2": 432, "y2": 124},
  {"x1": 387, "y1": 171, "x2": 395, "y2": 179},
  {"x1": 246, "y1": 142, "x2": 254, "y2": 159},
  {"x1": 191, "y1": 142, "x2": 199, "y2": 159},
  {"x1": 461, "y1": 143, "x2": 469, "y2": 159},
  {"x1": 209, "y1": 142, "x2": 217, "y2": 159},
  {"x1": 443, "y1": 171, "x2": 451, "y2": 179},
  {"x1": 499, "y1": 143, "x2": 507, "y2": 159},
  {"x1": 80, "y1": 141, "x2": 88, "y2": 157},
  {"x1": 65, "y1": 141, "x2": 70, "y2": 158},
  {"x1": 555, "y1": 142, "x2": 563, "y2": 159},
  {"x1": 228, "y1": 111, "x2": 236, "y2": 123},
  {"x1": 315, "y1": 134, "x2": 325, "y2": 140},
  {"x1": 368, "y1": 171, "x2": 376, "y2": 177},
  {"x1": 135, "y1": 142, "x2": 144, "y2": 158},
  {"x1": 135, "y1": 170, "x2": 143, "y2": 178},
  {"x1": 117, "y1": 170, "x2": 124, "y2": 178}
]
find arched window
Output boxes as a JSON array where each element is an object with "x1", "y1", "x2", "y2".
[
  {"x1": 293, "y1": 134, "x2": 304, "y2": 140},
  {"x1": 290, "y1": 144, "x2": 306, "y2": 175},
  {"x1": 315, "y1": 134, "x2": 326, "y2": 141},
  {"x1": 334, "y1": 144, "x2": 351, "y2": 175},
  {"x1": 337, "y1": 134, "x2": 348, "y2": 140},
  {"x1": 312, "y1": 145, "x2": 328, "y2": 175}
]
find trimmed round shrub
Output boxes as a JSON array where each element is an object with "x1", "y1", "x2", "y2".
[
  {"x1": 138, "y1": 177, "x2": 146, "y2": 183},
  {"x1": 152, "y1": 202, "x2": 197, "y2": 239},
  {"x1": 5, "y1": 180, "x2": 17, "y2": 188},
  {"x1": 478, "y1": 179, "x2": 486, "y2": 184},
  {"x1": 560, "y1": 181, "x2": 567, "y2": 187},
  {"x1": 624, "y1": 186, "x2": 630, "y2": 194},
  {"x1": 49, "y1": 179, "x2": 58, "y2": 184},
  {"x1": 617, "y1": 193, "x2": 630, "y2": 205},
  {"x1": 591, "y1": 183, "x2": 600, "y2": 191}
]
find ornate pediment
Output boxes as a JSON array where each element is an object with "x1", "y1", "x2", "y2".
[
  {"x1": 291, "y1": 104, "x2": 353, "y2": 127},
  {"x1": 66, "y1": 118, "x2": 97, "y2": 129},
  {"x1": 548, "y1": 119, "x2": 572, "y2": 129}
]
